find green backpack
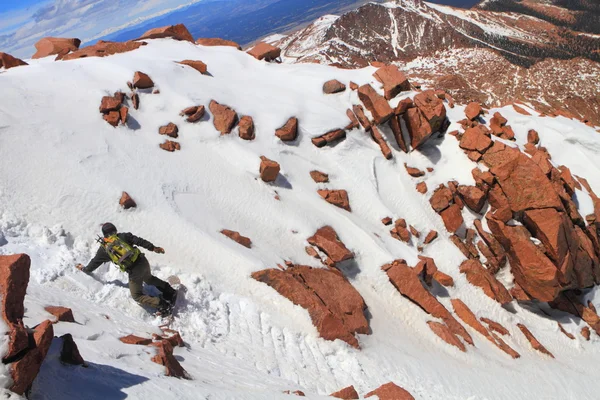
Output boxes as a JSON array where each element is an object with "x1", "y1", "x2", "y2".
[{"x1": 99, "y1": 234, "x2": 140, "y2": 271}]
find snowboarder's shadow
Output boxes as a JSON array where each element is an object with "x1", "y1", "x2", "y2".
[{"x1": 104, "y1": 279, "x2": 129, "y2": 289}]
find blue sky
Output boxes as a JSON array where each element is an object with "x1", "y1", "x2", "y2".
[{"x1": 0, "y1": 0, "x2": 210, "y2": 58}]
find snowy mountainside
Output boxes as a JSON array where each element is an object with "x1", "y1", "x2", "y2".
[{"x1": 1, "y1": 37, "x2": 600, "y2": 399}]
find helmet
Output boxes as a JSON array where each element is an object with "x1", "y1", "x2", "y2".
[{"x1": 101, "y1": 222, "x2": 117, "y2": 237}]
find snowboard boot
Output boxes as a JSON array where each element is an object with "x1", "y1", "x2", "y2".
[
  {"x1": 162, "y1": 286, "x2": 177, "y2": 305},
  {"x1": 156, "y1": 298, "x2": 173, "y2": 316}
]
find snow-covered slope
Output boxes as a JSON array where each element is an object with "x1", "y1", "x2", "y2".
[{"x1": 2, "y1": 38, "x2": 600, "y2": 399}]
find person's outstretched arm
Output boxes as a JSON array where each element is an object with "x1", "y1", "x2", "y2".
[
  {"x1": 121, "y1": 232, "x2": 156, "y2": 251},
  {"x1": 80, "y1": 246, "x2": 110, "y2": 273}
]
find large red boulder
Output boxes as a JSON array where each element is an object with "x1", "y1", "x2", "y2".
[
  {"x1": 177, "y1": 60, "x2": 208, "y2": 75},
  {"x1": 358, "y1": 84, "x2": 393, "y2": 124},
  {"x1": 459, "y1": 127, "x2": 492, "y2": 153},
  {"x1": 331, "y1": 386, "x2": 359, "y2": 399},
  {"x1": 247, "y1": 42, "x2": 281, "y2": 61},
  {"x1": 209, "y1": 100, "x2": 238, "y2": 134},
  {"x1": 459, "y1": 259, "x2": 512, "y2": 304},
  {"x1": 413, "y1": 90, "x2": 446, "y2": 133},
  {"x1": 133, "y1": 71, "x2": 154, "y2": 89},
  {"x1": 457, "y1": 185, "x2": 486, "y2": 213},
  {"x1": 196, "y1": 38, "x2": 242, "y2": 49},
  {"x1": 307, "y1": 226, "x2": 353, "y2": 264},
  {"x1": 365, "y1": 382, "x2": 414, "y2": 400},
  {"x1": 0, "y1": 254, "x2": 30, "y2": 324},
  {"x1": 0, "y1": 52, "x2": 28, "y2": 70},
  {"x1": 465, "y1": 102, "x2": 483, "y2": 121},
  {"x1": 389, "y1": 115, "x2": 408, "y2": 152},
  {"x1": 275, "y1": 117, "x2": 298, "y2": 141},
  {"x1": 440, "y1": 204, "x2": 464, "y2": 233},
  {"x1": 318, "y1": 190, "x2": 351, "y2": 212},
  {"x1": 139, "y1": 24, "x2": 194, "y2": 42},
  {"x1": 403, "y1": 107, "x2": 432, "y2": 150},
  {"x1": 62, "y1": 41, "x2": 145, "y2": 60},
  {"x1": 32, "y1": 37, "x2": 81, "y2": 59},
  {"x1": 151, "y1": 340, "x2": 189, "y2": 378},
  {"x1": 10, "y1": 320, "x2": 54, "y2": 395},
  {"x1": 429, "y1": 185, "x2": 453, "y2": 212},
  {"x1": 252, "y1": 265, "x2": 369, "y2": 348},
  {"x1": 373, "y1": 65, "x2": 410, "y2": 100},
  {"x1": 259, "y1": 156, "x2": 280, "y2": 182}
]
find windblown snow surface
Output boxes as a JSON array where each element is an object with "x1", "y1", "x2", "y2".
[{"x1": 1, "y1": 39, "x2": 600, "y2": 399}]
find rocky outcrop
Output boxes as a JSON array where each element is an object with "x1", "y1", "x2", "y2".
[
  {"x1": 413, "y1": 90, "x2": 446, "y2": 134},
  {"x1": 209, "y1": 100, "x2": 238, "y2": 134},
  {"x1": 323, "y1": 80, "x2": 346, "y2": 94},
  {"x1": 159, "y1": 140, "x2": 181, "y2": 152},
  {"x1": 247, "y1": 42, "x2": 281, "y2": 61},
  {"x1": 133, "y1": 71, "x2": 154, "y2": 89},
  {"x1": 275, "y1": 117, "x2": 298, "y2": 141},
  {"x1": 151, "y1": 340, "x2": 189, "y2": 378},
  {"x1": 358, "y1": 84, "x2": 393, "y2": 124},
  {"x1": 365, "y1": 382, "x2": 415, "y2": 400},
  {"x1": 310, "y1": 170, "x2": 329, "y2": 183},
  {"x1": 0, "y1": 52, "x2": 28, "y2": 70},
  {"x1": 177, "y1": 60, "x2": 208, "y2": 75},
  {"x1": 459, "y1": 126, "x2": 492, "y2": 153},
  {"x1": 220, "y1": 230, "x2": 252, "y2": 248},
  {"x1": 252, "y1": 265, "x2": 369, "y2": 348},
  {"x1": 318, "y1": 190, "x2": 351, "y2": 212},
  {"x1": 307, "y1": 226, "x2": 353, "y2": 264},
  {"x1": 60, "y1": 334, "x2": 86, "y2": 366},
  {"x1": 62, "y1": 41, "x2": 146, "y2": 60},
  {"x1": 159, "y1": 123, "x2": 179, "y2": 138},
  {"x1": 119, "y1": 192, "x2": 137, "y2": 209},
  {"x1": 238, "y1": 116, "x2": 255, "y2": 140},
  {"x1": 44, "y1": 306, "x2": 75, "y2": 323},
  {"x1": 330, "y1": 386, "x2": 359, "y2": 399},
  {"x1": 119, "y1": 335, "x2": 153, "y2": 345},
  {"x1": 373, "y1": 65, "x2": 410, "y2": 100},
  {"x1": 459, "y1": 259, "x2": 512, "y2": 304},
  {"x1": 139, "y1": 24, "x2": 194, "y2": 42},
  {"x1": 32, "y1": 37, "x2": 81, "y2": 59},
  {"x1": 196, "y1": 38, "x2": 242, "y2": 49},
  {"x1": 259, "y1": 156, "x2": 280, "y2": 182}
]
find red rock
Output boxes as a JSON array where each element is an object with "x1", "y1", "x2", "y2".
[
  {"x1": 440, "y1": 204, "x2": 464, "y2": 233},
  {"x1": 365, "y1": 382, "x2": 415, "y2": 400},
  {"x1": 433, "y1": 270, "x2": 454, "y2": 287},
  {"x1": 513, "y1": 104, "x2": 531, "y2": 115},
  {"x1": 60, "y1": 334, "x2": 85, "y2": 366},
  {"x1": 119, "y1": 334, "x2": 152, "y2": 345},
  {"x1": 481, "y1": 317, "x2": 509, "y2": 336},
  {"x1": 275, "y1": 117, "x2": 298, "y2": 141},
  {"x1": 430, "y1": 185, "x2": 453, "y2": 212},
  {"x1": 252, "y1": 265, "x2": 368, "y2": 348},
  {"x1": 103, "y1": 111, "x2": 120, "y2": 127},
  {"x1": 182, "y1": 105, "x2": 205, "y2": 123},
  {"x1": 517, "y1": 324, "x2": 554, "y2": 358},
  {"x1": 370, "y1": 126, "x2": 393, "y2": 159},
  {"x1": 0, "y1": 254, "x2": 31, "y2": 325},
  {"x1": 465, "y1": 102, "x2": 483, "y2": 121},
  {"x1": 390, "y1": 219, "x2": 411, "y2": 243},
  {"x1": 139, "y1": 24, "x2": 194, "y2": 42},
  {"x1": 236, "y1": 116, "x2": 255, "y2": 140},
  {"x1": 403, "y1": 107, "x2": 432, "y2": 150},
  {"x1": 312, "y1": 129, "x2": 346, "y2": 147},
  {"x1": 472, "y1": 168, "x2": 494, "y2": 188},
  {"x1": 416, "y1": 182, "x2": 428, "y2": 194},
  {"x1": 501, "y1": 125, "x2": 515, "y2": 140},
  {"x1": 154, "y1": 332, "x2": 185, "y2": 348},
  {"x1": 330, "y1": 385, "x2": 359, "y2": 399},
  {"x1": 0, "y1": 52, "x2": 28, "y2": 69},
  {"x1": 382, "y1": 217, "x2": 393, "y2": 225},
  {"x1": 510, "y1": 283, "x2": 533, "y2": 301},
  {"x1": 323, "y1": 80, "x2": 346, "y2": 94},
  {"x1": 151, "y1": 340, "x2": 189, "y2": 378},
  {"x1": 358, "y1": 84, "x2": 393, "y2": 124},
  {"x1": 44, "y1": 306, "x2": 75, "y2": 323},
  {"x1": 318, "y1": 190, "x2": 351, "y2": 212},
  {"x1": 131, "y1": 92, "x2": 140, "y2": 110},
  {"x1": 159, "y1": 140, "x2": 180, "y2": 152},
  {"x1": 159, "y1": 123, "x2": 179, "y2": 138},
  {"x1": 404, "y1": 164, "x2": 424, "y2": 177},
  {"x1": 119, "y1": 106, "x2": 129, "y2": 125},
  {"x1": 388, "y1": 115, "x2": 408, "y2": 152},
  {"x1": 209, "y1": 100, "x2": 238, "y2": 134},
  {"x1": 62, "y1": 40, "x2": 145, "y2": 60},
  {"x1": 32, "y1": 37, "x2": 80, "y2": 59},
  {"x1": 427, "y1": 321, "x2": 466, "y2": 352},
  {"x1": 413, "y1": 90, "x2": 446, "y2": 133},
  {"x1": 373, "y1": 65, "x2": 410, "y2": 100},
  {"x1": 382, "y1": 260, "x2": 472, "y2": 346},
  {"x1": 410, "y1": 226, "x2": 420, "y2": 238},
  {"x1": 99, "y1": 96, "x2": 122, "y2": 114},
  {"x1": 133, "y1": 71, "x2": 154, "y2": 89},
  {"x1": 487, "y1": 217, "x2": 561, "y2": 302},
  {"x1": 424, "y1": 230, "x2": 438, "y2": 244},
  {"x1": 307, "y1": 226, "x2": 353, "y2": 264},
  {"x1": 196, "y1": 38, "x2": 241, "y2": 49},
  {"x1": 581, "y1": 326, "x2": 591, "y2": 340},
  {"x1": 247, "y1": 42, "x2": 281, "y2": 61},
  {"x1": 220, "y1": 229, "x2": 252, "y2": 248},
  {"x1": 181, "y1": 106, "x2": 201, "y2": 116},
  {"x1": 457, "y1": 185, "x2": 486, "y2": 213},
  {"x1": 459, "y1": 259, "x2": 512, "y2": 304},
  {"x1": 345, "y1": 109, "x2": 360, "y2": 130},
  {"x1": 178, "y1": 60, "x2": 208, "y2": 75},
  {"x1": 556, "y1": 323, "x2": 575, "y2": 339},
  {"x1": 310, "y1": 170, "x2": 329, "y2": 183},
  {"x1": 117, "y1": 191, "x2": 136, "y2": 210},
  {"x1": 258, "y1": 156, "x2": 279, "y2": 182},
  {"x1": 460, "y1": 127, "x2": 492, "y2": 153},
  {"x1": 283, "y1": 390, "x2": 305, "y2": 396},
  {"x1": 352, "y1": 105, "x2": 371, "y2": 131},
  {"x1": 10, "y1": 320, "x2": 54, "y2": 395},
  {"x1": 394, "y1": 98, "x2": 414, "y2": 115},
  {"x1": 349, "y1": 82, "x2": 358, "y2": 91},
  {"x1": 305, "y1": 246, "x2": 320, "y2": 258},
  {"x1": 549, "y1": 292, "x2": 600, "y2": 335},
  {"x1": 3, "y1": 323, "x2": 29, "y2": 362}
]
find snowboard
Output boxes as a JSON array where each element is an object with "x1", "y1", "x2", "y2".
[{"x1": 155, "y1": 275, "x2": 187, "y2": 325}]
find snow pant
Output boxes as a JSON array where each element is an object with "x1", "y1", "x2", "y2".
[{"x1": 128, "y1": 255, "x2": 172, "y2": 309}]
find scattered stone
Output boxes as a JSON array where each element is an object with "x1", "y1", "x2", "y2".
[
  {"x1": 558, "y1": 323, "x2": 575, "y2": 340},
  {"x1": 103, "y1": 111, "x2": 120, "y2": 127},
  {"x1": 247, "y1": 42, "x2": 281, "y2": 61},
  {"x1": 330, "y1": 385, "x2": 359, "y2": 399},
  {"x1": 310, "y1": 170, "x2": 329, "y2": 183},
  {"x1": 581, "y1": 326, "x2": 591, "y2": 340},
  {"x1": 307, "y1": 226, "x2": 353, "y2": 264},
  {"x1": 99, "y1": 96, "x2": 122, "y2": 114},
  {"x1": 382, "y1": 217, "x2": 393, "y2": 226},
  {"x1": 119, "y1": 106, "x2": 129, "y2": 125},
  {"x1": 424, "y1": 230, "x2": 438, "y2": 244},
  {"x1": 209, "y1": 100, "x2": 238, "y2": 134},
  {"x1": 119, "y1": 335, "x2": 152, "y2": 345},
  {"x1": 460, "y1": 127, "x2": 492, "y2": 153},
  {"x1": 373, "y1": 65, "x2": 410, "y2": 100},
  {"x1": 62, "y1": 41, "x2": 145, "y2": 60},
  {"x1": 159, "y1": 123, "x2": 179, "y2": 138},
  {"x1": 528, "y1": 129, "x2": 540, "y2": 145},
  {"x1": 517, "y1": 324, "x2": 554, "y2": 358},
  {"x1": 352, "y1": 105, "x2": 371, "y2": 131},
  {"x1": 459, "y1": 259, "x2": 512, "y2": 304},
  {"x1": 283, "y1": 390, "x2": 306, "y2": 396},
  {"x1": 32, "y1": 37, "x2": 80, "y2": 59},
  {"x1": 44, "y1": 306, "x2": 75, "y2": 323},
  {"x1": 238, "y1": 116, "x2": 255, "y2": 140},
  {"x1": 259, "y1": 156, "x2": 280, "y2": 182},
  {"x1": 416, "y1": 182, "x2": 428, "y2": 194},
  {"x1": 409, "y1": 225, "x2": 420, "y2": 238},
  {"x1": 312, "y1": 129, "x2": 346, "y2": 147},
  {"x1": 181, "y1": 105, "x2": 205, "y2": 123},
  {"x1": 349, "y1": 82, "x2": 358, "y2": 90},
  {"x1": 133, "y1": 71, "x2": 154, "y2": 89},
  {"x1": 159, "y1": 140, "x2": 180, "y2": 152},
  {"x1": 60, "y1": 334, "x2": 86, "y2": 366},
  {"x1": 345, "y1": 109, "x2": 360, "y2": 130},
  {"x1": 220, "y1": 229, "x2": 252, "y2": 248},
  {"x1": 358, "y1": 84, "x2": 393, "y2": 124},
  {"x1": 139, "y1": 24, "x2": 194, "y2": 42},
  {"x1": 323, "y1": 80, "x2": 346, "y2": 94},
  {"x1": 390, "y1": 219, "x2": 411, "y2": 243},
  {"x1": 151, "y1": 340, "x2": 189, "y2": 378},
  {"x1": 318, "y1": 190, "x2": 351, "y2": 212},
  {"x1": 305, "y1": 246, "x2": 320, "y2": 258},
  {"x1": 196, "y1": 38, "x2": 241, "y2": 49},
  {"x1": 427, "y1": 320, "x2": 466, "y2": 352},
  {"x1": 405, "y1": 164, "x2": 425, "y2": 177},
  {"x1": 480, "y1": 318, "x2": 510, "y2": 336},
  {"x1": 440, "y1": 204, "x2": 464, "y2": 233},
  {"x1": 0, "y1": 52, "x2": 28, "y2": 69},
  {"x1": 370, "y1": 126, "x2": 393, "y2": 159},
  {"x1": 275, "y1": 117, "x2": 298, "y2": 141},
  {"x1": 365, "y1": 382, "x2": 415, "y2": 400},
  {"x1": 389, "y1": 115, "x2": 408, "y2": 152},
  {"x1": 177, "y1": 60, "x2": 208, "y2": 75},
  {"x1": 131, "y1": 92, "x2": 140, "y2": 110},
  {"x1": 119, "y1": 192, "x2": 137, "y2": 209}
]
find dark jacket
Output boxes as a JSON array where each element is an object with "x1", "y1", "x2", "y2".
[{"x1": 83, "y1": 232, "x2": 155, "y2": 273}]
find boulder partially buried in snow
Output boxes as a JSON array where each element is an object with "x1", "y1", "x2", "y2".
[
  {"x1": 180, "y1": 105, "x2": 205, "y2": 123},
  {"x1": 119, "y1": 192, "x2": 137, "y2": 209},
  {"x1": 139, "y1": 24, "x2": 194, "y2": 43},
  {"x1": 0, "y1": 254, "x2": 30, "y2": 324},
  {"x1": 252, "y1": 265, "x2": 369, "y2": 348},
  {"x1": 247, "y1": 42, "x2": 281, "y2": 61},
  {"x1": 220, "y1": 229, "x2": 252, "y2": 248},
  {"x1": 159, "y1": 140, "x2": 180, "y2": 152},
  {"x1": 196, "y1": 38, "x2": 242, "y2": 49},
  {"x1": 62, "y1": 41, "x2": 145, "y2": 60},
  {"x1": 159, "y1": 123, "x2": 179, "y2": 138},
  {"x1": 307, "y1": 226, "x2": 354, "y2": 264},
  {"x1": 275, "y1": 117, "x2": 298, "y2": 141},
  {"x1": 151, "y1": 340, "x2": 189, "y2": 378},
  {"x1": 0, "y1": 52, "x2": 28, "y2": 70},
  {"x1": 323, "y1": 80, "x2": 346, "y2": 94},
  {"x1": 238, "y1": 116, "x2": 255, "y2": 140},
  {"x1": 259, "y1": 156, "x2": 280, "y2": 182},
  {"x1": 44, "y1": 306, "x2": 75, "y2": 323},
  {"x1": 133, "y1": 71, "x2": 154, "y2": 89},
  {"x1": 209, "y1": 100, "x2": 238, "y2": 134},
  {"x1": 119, "y1": 335, "x2": 152, "y2": 345},
  {"x1": 459, "y1": 259, "x2": 512, "y2": 304},
  {"x1": 413, "y1": 90, "x2": 446, "y2": 134},
  {"x1": 318, "y1": 190, "x2": 351, "y2": 211},
  {"x1": 373, "y1": 65, "x2": 410, "y2": 100},
  {"x1": 365, "y1": 382, "x2": 415, "y2": 400},
  {"x1": 330, "y1": 386, "x2": 359, "y2": 399},
  {"x1": 358, "y1": 84, "x2": 393, "y2": 124},
  {"x1": 177, "y1": 60, "x2": 208, "y2": 75},
  {"x1": 32, "y1": 37, "x2": 81, "y2": 59}
]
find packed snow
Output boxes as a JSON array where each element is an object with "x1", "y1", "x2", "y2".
[{"x1": 1, "y1": 38, "x2": 600, "y2": 399}]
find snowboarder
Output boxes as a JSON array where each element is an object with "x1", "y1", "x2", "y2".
[{"x1": 76, "y1": 222, "x2": 176, "y2": 315}]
